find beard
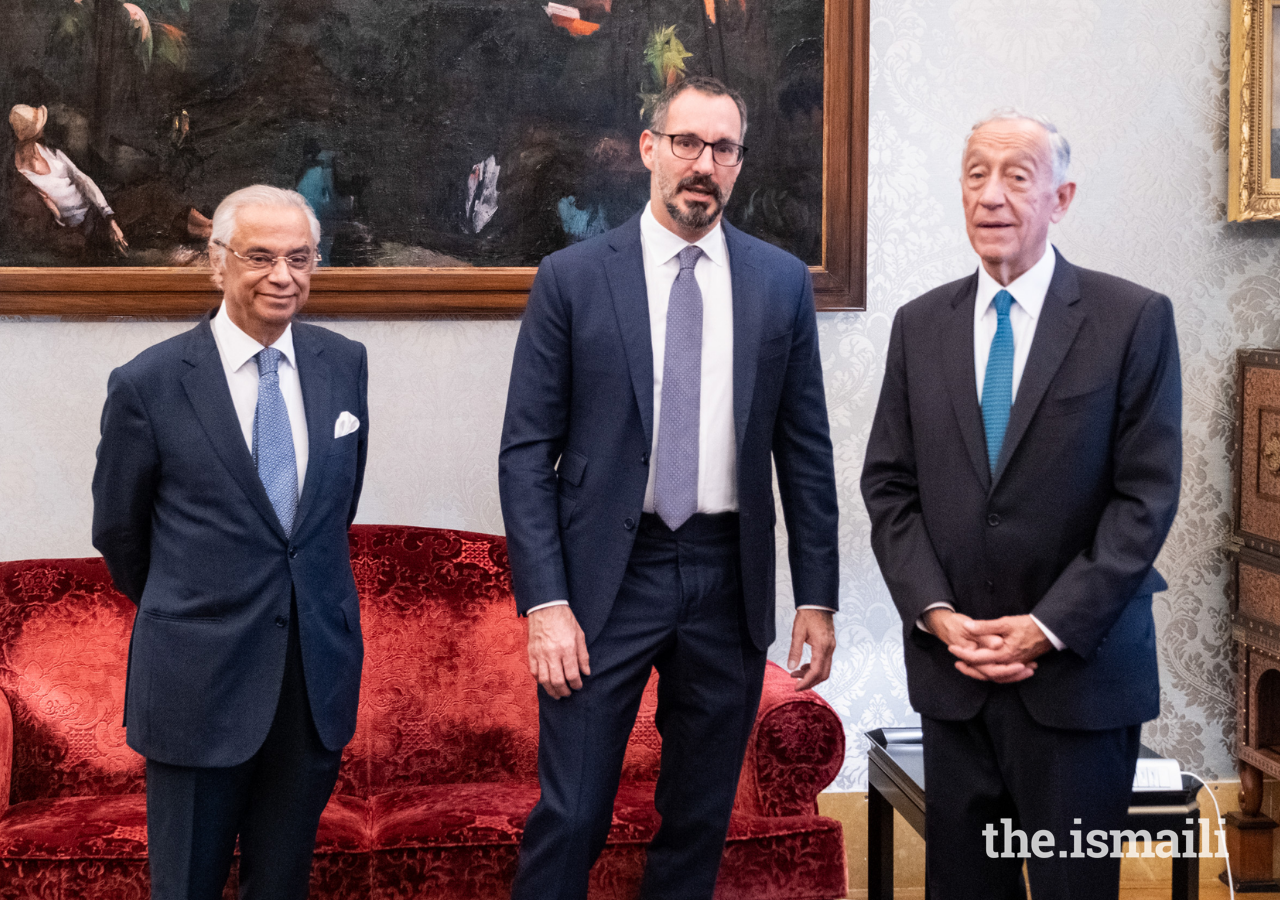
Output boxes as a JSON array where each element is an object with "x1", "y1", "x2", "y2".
[{"x1": 659, "y1": 171, "x2": 729, "y2": 232}]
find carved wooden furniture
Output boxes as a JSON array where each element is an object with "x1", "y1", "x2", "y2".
[{"x1": 1228, "y1": 348, "x2": 1280, "y2": 890}]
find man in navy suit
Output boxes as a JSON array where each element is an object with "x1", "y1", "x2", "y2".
[
  {"x1": 861, "y1": 112, "x2": 1182, "y2": 900},
  {"x1": 92, "y1": 185, "x2": 369, "y2": 900},
  {"x1": 499, "y1": 76, "x2": 840, "y2": 900}
]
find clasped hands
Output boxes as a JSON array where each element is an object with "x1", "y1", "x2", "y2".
[
  {"x1": 923, "y1": 608, "x2": 1052, "y2": 684},
  {"x1": 526, "y1": 605, "x2": 836, "y2": 699}
]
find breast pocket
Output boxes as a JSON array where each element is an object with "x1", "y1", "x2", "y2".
[{"x1": 1042, "y1": 382, "x2": 1111, "y2": 418}]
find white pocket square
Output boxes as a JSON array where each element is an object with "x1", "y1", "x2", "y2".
[{"x1": 334, "y1": 411, "x2": 360, "y2": 439}]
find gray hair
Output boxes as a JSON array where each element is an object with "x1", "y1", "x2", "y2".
[
  {"x1": 209, "y1": 185, "x2": 321, "y2": 266},
  {"x1": 966, "y1": 108, "x2": 1071, "y2": 187},
  {"x1": 649, "y1": 75, "x2": 749, "y2": 142}
]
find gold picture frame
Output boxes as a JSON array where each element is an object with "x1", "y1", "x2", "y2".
[
  {"x1": 0, "y1": 0, "x2": 868, "y2": 317},
  {"x1": 1230, "y1": 0, "x2": 1280, "y2": 220}
]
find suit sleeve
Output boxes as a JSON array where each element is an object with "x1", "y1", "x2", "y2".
[
  {"x1": 860, "y1": 307, "x2": 959, "y2": 626},
  {"x1": 91, "y1": 366, "x2": 159, "y2": 604},
  {"x1": 772, "y1": 265, "x2": 840, "y2": 611},
  {"x1": 498, "y1": 256, "x2": 572, "y2": 613},
  {"x1": 347, "y1": 343, "x2": 370, "y2": 527},
  {"x1": 1029, "y1": 292, "x2": 1182, "y2": 656}
]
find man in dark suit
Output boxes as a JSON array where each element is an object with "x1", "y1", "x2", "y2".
[
  {"x1": 92, "y1": 185, "x2": 369, "y2": 900},
  {"x1": 499, "y1": 76, "x2": 839, "y2": 900},
  {"x1": 860, "y1": 112, "x2": 1182, "y2": 900}
]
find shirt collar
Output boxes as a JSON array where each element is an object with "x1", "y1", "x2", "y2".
[
  {"x1": 975, "y1": 241, "x2": 1056, "y2": 322},
  {"x1": 640, "y1": 202, "x2": 728, "y2": 269},
  {"x1": 211, "y1": 301, "x2": 297, "y2": 373}
]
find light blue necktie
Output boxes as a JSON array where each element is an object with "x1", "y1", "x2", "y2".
[
  {"x1": 653, "y1": 245, "x2": 703, "y2": 530},
  {"x1": 253, "y1": 347, "x2": 298, "y2": 537},
  {"x1": 981, "y1": 289, "x2": 1015, "y2": 473}
]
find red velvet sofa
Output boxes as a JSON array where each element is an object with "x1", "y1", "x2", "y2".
[{"x1": 0, "y1": 525, "x2": 847, "y2": 899}]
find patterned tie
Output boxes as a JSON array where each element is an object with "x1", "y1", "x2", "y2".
[
  {"x1": 654, "y1": 245, "x2": 704, "y2": 530},
  {"x1": 981, "y1": 289, "x2": 1015, "y2": 474},
  {"x1": 253, "y1": 347, "x2": 298, "y2": 537}
]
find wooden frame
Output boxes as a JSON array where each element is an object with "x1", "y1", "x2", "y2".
[
  {"x1": 1230, "y1": 0, "x2": 1280, "y2": 220},
  {"x1": 0, "y1": 1, "x2": 868, "y2": 318}
]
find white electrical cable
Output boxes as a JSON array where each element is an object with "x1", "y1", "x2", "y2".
[{"x1": 1179, "y1": 771, "x2": 1234, "y2": 900}]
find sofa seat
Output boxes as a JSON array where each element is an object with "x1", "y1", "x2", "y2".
[{"x1": 0, "y1": 795, "x2": 147, "y2": 859}]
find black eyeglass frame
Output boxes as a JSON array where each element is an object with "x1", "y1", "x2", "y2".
[{"x1": 649, "y1": 131, "x2": 748, "y2": 167}]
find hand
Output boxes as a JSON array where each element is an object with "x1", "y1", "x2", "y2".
[
  {"x1": 924, "y1": 609, "x2": 1044, "y2": 684},
  {"x1": 108, "y1": 219, "x2": 129, "y2": 257},
  {"x1": 526, "y1": 605, "x2": 590, "y2": 699},
  {"x1": 788, "y1": 608, "x2": 836, "y2": 691}
]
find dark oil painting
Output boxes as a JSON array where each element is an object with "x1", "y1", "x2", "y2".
[{"x1": 1, "y1": 0, "x2": 823, "y2": 269}]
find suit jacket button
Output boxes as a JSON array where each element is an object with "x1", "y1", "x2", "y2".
[
  {"x1": 987, "y1": 514, "x2": 1000, "y2": 527},
  {"x1": 985, "y1": 580, "x2": 995, "y2": 592},
  {"x1": 275, "y1": 615, "x2": 288, "y2": 628},
  {"x1": 288, "y1": 547, "x2": 298, "y2": 559},
  {"x1": 624, "y1": 517, "x2": 636, "y2": 530},
  {"x1": 641, "y1": 452, "x2": 650, "y2": 465}
]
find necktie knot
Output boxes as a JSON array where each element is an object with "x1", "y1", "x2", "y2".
[
  {"x1": 677, "y1": 245, "x2": 702, "y2": 272},
  {"x1": 993, "y1": 289, "x2": 1014, "y2": 318},
  {"x1": 256, "y1": 347, "x2": 283, "y2": 377}
]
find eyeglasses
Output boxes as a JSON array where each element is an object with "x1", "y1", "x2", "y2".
[
  {"x1": 212, "y1": 239, "x2": 320, "y2": 271},
  {"x1": 651, "y1": 132, "x2": 747, "y2": 167}
]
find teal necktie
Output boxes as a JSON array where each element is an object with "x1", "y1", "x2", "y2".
[{"x1": 981, "y1": 290, "x2": 1015, "y2": 473}]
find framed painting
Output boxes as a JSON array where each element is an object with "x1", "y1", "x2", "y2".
[
  {"x1": 1230, "y1": 0, "x2": 1280, "y2": 220},
  {"x1": 0, "y1": 0, "x2": 867, "y2": 315}
]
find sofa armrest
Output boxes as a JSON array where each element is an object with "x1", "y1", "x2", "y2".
[
  {"x1": 734, "y1": 661, "x2": 844, "y2": 818},
  {"x1": 0, "y1": 689, "x2": 12, "y2": 815}
]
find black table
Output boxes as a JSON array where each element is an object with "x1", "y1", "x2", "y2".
[{"x1": 866, "y1": 728, "x2": 1202, "y2": 900}]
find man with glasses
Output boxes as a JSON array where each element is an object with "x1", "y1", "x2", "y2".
[
  {"x1": 92, "y1": 185, "x2": 369, "y2": 900},
  {"x1": 500, "y1": 75, "x2": 839, "y2": 900}
]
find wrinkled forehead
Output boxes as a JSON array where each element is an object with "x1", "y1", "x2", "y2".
[
  {"x1": 963, "y1": 119, "x2": 1052, "y2": 168},
  {"x1": 232, "y1": 205, "x2": 313, "y2": 250}
]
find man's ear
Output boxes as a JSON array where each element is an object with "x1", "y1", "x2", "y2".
[
  {"x1": 639, "y1": 129, "x2": 656, "y2": 173},
  {"x1": 1049, "y1": 181, "x2": 1077, "y2": 224}
]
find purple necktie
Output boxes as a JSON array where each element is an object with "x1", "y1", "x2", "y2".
[{"x1": 654, "y1": 245, "x2": 703, "y2": 530}]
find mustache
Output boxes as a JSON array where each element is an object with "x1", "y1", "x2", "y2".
[{"x1": 677, "y1": 175, "x2": 723, "y2": 205}]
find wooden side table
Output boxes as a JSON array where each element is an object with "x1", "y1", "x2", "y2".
[{"x1": 866, "y1": 728, "x2": 1202, "y2": 900}]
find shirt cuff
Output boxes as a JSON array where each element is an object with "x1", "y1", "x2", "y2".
[
  {"x1": 916, "y1": 601, "x2": 955, "y2": 635},
  {"x1": 526, "y1": 600, "x2": 569, "y2": 615},
  {"x1": 1029, "y1": 614, "x2": 1066, "y2": 651},
  {"x1": 795, "y1": 605, "x2": 834, "y2": 612}
]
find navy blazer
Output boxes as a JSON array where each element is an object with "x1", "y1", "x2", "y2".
[
  {"x1": 861, "y1": 252, "x2": 1182, "y2": 730},
  {"x1": 499, "y1": 214, "x2": 839, "y2": 651},
  {"x1": 92, "y1": 315, "x2": 369, "y2": 767}
]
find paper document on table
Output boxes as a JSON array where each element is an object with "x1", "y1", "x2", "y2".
[{"x1": 1132, "y1": 757, "x2": 1182, "y2": 791}]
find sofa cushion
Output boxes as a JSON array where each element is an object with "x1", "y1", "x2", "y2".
[
  {"x1": 0, "y1": 793, "x2": 371, "y2": 860},
  {"x1": 0, "y1": 795, "x2": 147, "y2": 859}
]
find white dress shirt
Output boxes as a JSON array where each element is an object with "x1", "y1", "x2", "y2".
[
  {"x1": 639, "y1": 202, "x2": 737, "y2": 515},
  {"x1": 920, "y1": 242, "x2": 1065, "y2": 651},
  {"x1": 209, "y1": 301, "x2": 309, "y2": 495}
]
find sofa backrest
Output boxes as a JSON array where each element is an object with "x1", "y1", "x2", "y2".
[
  {"x1": 0, "y1": 526, "x2": 662, "y2": 804},
  {"x1": 0, "y1": 557, "x2": 144, "y2": 804},
  {"x1": 338, "y1": 525, "x2": 661, "y2": 798}
]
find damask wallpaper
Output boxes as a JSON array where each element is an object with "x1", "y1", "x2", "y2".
[{"x1": 0, "y1": 0, "x2": 1268, "y2": 788}]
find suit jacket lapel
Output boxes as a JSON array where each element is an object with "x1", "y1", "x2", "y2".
[
  {"x1": 991, "y1": 251, "x2": 1083, "y2": 486},
  {"x1": 943, "y1": 273, "x2": 992, "y2": 490},
  {"x1": 180, "y1": 316, "x2": 287, "y2": 541},
  {"x1": 605, "y1": 215, "x2": 655, "y2": 446},
  {"x1": 292, "y1": 324, "x2": 333, "y2": 536},
  {"x1": 724, "y1": 223, "x2": 763, "y2": 452}
]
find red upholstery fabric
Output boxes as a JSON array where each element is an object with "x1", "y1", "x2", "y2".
[{"x1": 0, "y1": 525, "x2": 846, "y2": 899}]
